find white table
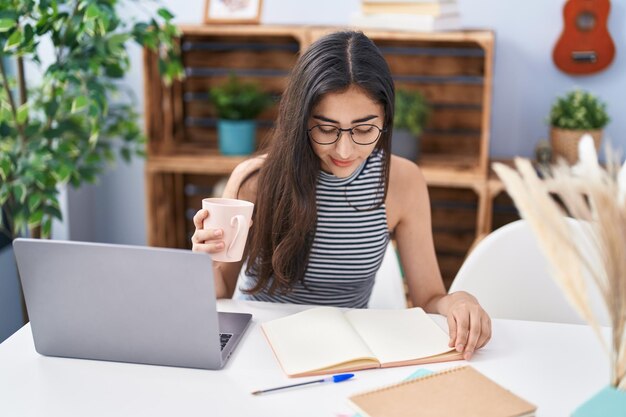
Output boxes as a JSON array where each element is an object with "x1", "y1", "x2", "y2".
[{"x1": 0, "y1": 299, "x2": 609, "y2": 417}]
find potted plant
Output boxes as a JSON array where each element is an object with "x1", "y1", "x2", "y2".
[
  {"x1": 209, "y1": 73, "x2": 273, "y2": 156},
  {"x1": 548, "y1": 89, "x2": 610, "y2": 164},
  {"x1": 392, "y1": 88, "x2": 429, "y2": 162},
  {"x1": 0, "y1": 0, "x2": 182, "y2": 240},
  {"x1": 0, "y1": 0, "x2": 182, "y2": 340}
]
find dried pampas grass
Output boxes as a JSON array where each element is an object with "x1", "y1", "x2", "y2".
[{"x1": 493, "y1": 135, "x2": 626, "y2": 390}]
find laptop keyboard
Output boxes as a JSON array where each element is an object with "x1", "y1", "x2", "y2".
[{"x1": 220, "y1": 333, "x2": 233, "y2": 351}]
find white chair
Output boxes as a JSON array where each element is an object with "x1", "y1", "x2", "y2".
[
  {"x1": 233, "y1": 242, "x2": 407, "y2": 309},
  {"x1": 449, "y1": 219, "x2": 609, "y2": 326},
  {"x1": 369, "y1": 242, "x2": 407, "y2": 309}
]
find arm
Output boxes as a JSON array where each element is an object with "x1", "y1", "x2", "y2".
[
  {"x1": 191, "y1": 157, "x2": 263, "y2": 298},
  {"x1": 386, "y1": 156, "x2": 491, "y2": 359}
]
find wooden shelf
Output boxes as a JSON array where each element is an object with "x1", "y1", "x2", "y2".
[
  {"x1": 146, "y1": 153, "x2": 246, "y2": 175},
  {"x1": 420, "y1": 156, "x2": 485, "y2": 190}
]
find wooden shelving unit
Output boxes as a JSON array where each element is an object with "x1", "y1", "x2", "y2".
[{"x1": 143, "y1": 25, "x2": 496, "y2": 287}]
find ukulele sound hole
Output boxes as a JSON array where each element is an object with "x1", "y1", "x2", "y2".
[{"x1": 576, "y1": 11, "x2": 596, "y2": 31}]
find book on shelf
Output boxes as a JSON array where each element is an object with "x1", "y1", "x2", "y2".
[
  {"x1": 261, "y1": 306, "x2": 462, "y2": 378},
  {"x1": 348, "y1": 365, "x2": 537, "y2": 417},
  {"x1": 362, "y1": 1, "x2": 458, "y2": 16},
  {"x1": 350, "y1": 12, "x2": 462, "y2": 32}
]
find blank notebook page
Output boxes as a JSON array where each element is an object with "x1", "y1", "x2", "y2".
[
  {"x1": 261, "y1": 307, "x2": 375, "y2": 376},
  {"x1": 344, "y1": 308, "x2": 453, "y2": 364}
]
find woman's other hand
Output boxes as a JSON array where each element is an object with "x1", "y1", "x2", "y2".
[{"x1": 444, "y1": 291, "x2": 492, "y2": 360}]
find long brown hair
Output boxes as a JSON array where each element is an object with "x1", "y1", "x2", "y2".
[{"x1": 243, "y1": 31, "x2": 395, "y2": 295}]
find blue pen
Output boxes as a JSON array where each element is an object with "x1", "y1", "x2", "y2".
[{"x1": 251, "y1": 373, "x2": 355, "y2": 395}]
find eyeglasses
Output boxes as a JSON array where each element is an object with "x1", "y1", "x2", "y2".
[{"x1": 307, "y1": 124, "x2": 386, "y2": 146}]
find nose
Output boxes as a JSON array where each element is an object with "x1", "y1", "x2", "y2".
[{"x1": 335, "y1": 129, "x2": 354, "y2": 158}]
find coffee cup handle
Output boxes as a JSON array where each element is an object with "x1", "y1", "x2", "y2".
[{"x1": 227, "y1": 215, "x2": 247, "y2": 259}]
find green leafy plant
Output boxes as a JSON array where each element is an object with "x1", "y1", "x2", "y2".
[
  {"x1": 209, "y1": 73, "x2": 272, "y2": 120},
  {"x1": 549, "y1": 89, "x2": 610, "y2": 130},
  {"x1": 0, "y1": 0, "x2": 183, "y2": 240},
  {"x1": 393, "y1": 89, "x2": 429, "y2": 136}
]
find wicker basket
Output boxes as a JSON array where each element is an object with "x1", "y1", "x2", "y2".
[{"x1": 550, "y1": 128, "x2": 603, "y2": 164}]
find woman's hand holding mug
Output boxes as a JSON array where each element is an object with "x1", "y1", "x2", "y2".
[
  {"x1": 191, "y1": 198, "x2": 254, "y2": 262},
  {"x1": 191, "y1": 209, "x2": 225, "y2": 254}
]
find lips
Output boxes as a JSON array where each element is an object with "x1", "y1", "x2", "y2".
[{"x1": 330, "y1": 157, "x2": 354, "y2": 168}]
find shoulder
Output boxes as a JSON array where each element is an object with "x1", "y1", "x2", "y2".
[
  {"x1": 386, "y1": 155, "x2": 428, "y2": 225},
  {"x1": 388, "y1": 154, "x2": 426, "y2": 192},
  {"x1": 223, "y1": 155, "x2": 266, "y2": 201}
]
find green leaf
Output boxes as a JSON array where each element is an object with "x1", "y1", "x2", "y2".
[
  {"x1": 120, "y1": 147, "x2": 131, "y2": 162},
  {"x1": 4, "y1": 29, "x2": 22, "y2": 50},
  {"x1": 16, "y1": 103, "x2": 28, "y2": 124},
  {"x1": 13, "y1": 183, "x2": 27, "y2": 204},
  {"x1": 71, "y1": 96, "x2": 89, "y2": 113},
  {"x1": 88, "y1": 130, "x2": 99, "y2": 147},
  {"x1": 44, "y1": 100, "x2": 60, "y2": 119},
  {"x1": 23, "y1": 24, "x2": 34, "y2": 44},
  {"x1": 85, "y1": 4, "x2": 100, "y2": 20},
  {"x1": 54, "y1": 164, "x2": 73, "y2": 183},
  {"x1": 157, "y1": 8, "x2": 175, "y2": 21},
  {"x1": 0, "y1": 158, "x2": 10, "y2": 181},
  {"x1": 0, "y1": 18, "x2": 16, "y2": 32},
  {"x1": 34, "y1": 172, "x2": 48, "y2": 189},
  {"x1": 43, "y1": 204, "x2": 63, "y2": 220},
  {"x1": 1, "y1": 105, "x2": 12, "y2": 121},
  {"x1": 107, "y1": 33, "x2": 129, "y2": 49},
  {"x1": 104, "y1": 63, "x2": 124, "y2": 78},
  {"x1": 85, "y1": 153, "x2": 101, "y2": 164},
  {"x1": 42, "y1": 217, "x2": 52, "y2": 238},
  {"x1": 28, "y1": 210, "x2": 44, "y2": 226},
  {"x1": 103, "y1": 148, "x2": 115, "y2": 162},
  {"x1": 0, "y1": 184, "x2": 9, "y2": 205},
  {"x1": 28, "y1": 193, "x2": 42, "y2": 212},
  {"x1": 13, "y1": 212, "x2": 26, "y2": 236}
]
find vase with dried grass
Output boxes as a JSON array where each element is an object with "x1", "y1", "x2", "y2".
[{"x1": 493, "y1": 135, "x2": 626, "y2": 416}]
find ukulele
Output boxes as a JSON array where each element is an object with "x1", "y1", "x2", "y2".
[{"x1": 552, "y1": 0, "x2": 615, "y2": 75}]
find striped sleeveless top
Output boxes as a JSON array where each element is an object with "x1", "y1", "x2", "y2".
[{"x1": 243, "y1": 151, "x2": 390, "y2": 308}]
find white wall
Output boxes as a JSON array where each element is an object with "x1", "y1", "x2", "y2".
[{"x1": 65, "y1": 0, "x2": 626, "y2": 245}]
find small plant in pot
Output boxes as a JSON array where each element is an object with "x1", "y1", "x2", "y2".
[
  {"x1": 392, "y1": 89, "x2": 429, "y2": 162},
  {"x1": 209, "y1": 74, "x2": 273, "y2": 156},
  {"x1": 548, "y1": 89, "x2": 610, "y2": 164}
]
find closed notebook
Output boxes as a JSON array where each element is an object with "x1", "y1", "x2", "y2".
[
  {"x1": 348, "y1": 365, "x2": 537, "y2": 417},
  {"x1": 261, "y1": 306, "x2": 462, "y2": 377}
]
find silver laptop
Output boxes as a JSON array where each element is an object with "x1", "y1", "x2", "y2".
[{"x1": 12, "y1": 238, "x2": 252, "y2": 370}]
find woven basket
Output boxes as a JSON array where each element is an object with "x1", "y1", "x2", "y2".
[{"x1": 550, "y1": 128, "x2": 603, "y2": 164}]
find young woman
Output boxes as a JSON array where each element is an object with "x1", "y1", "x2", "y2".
[{"x1": 192, "y1": 31, "x2": 491, "y2": 359}]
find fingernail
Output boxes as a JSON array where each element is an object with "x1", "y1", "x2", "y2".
[
  {"x1": 456, "y1": 344, "x2": 464, "y2": 352},
  {"x1": 214, "y1": 229, "x2": 222, "y2": 237},
  {"x1": 464, "y1": 351, "x2": 473, "y2": 360},
  {"x1": 216, "y1": 242, "x2": 224, "y2": 249}
]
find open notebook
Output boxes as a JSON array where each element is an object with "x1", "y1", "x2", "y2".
[{"x1": 261, "y1": 307, "x2": 462, "y2": 377}]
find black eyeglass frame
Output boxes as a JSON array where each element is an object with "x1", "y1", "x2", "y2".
[{"x1": 307, "y1": 123, "x2": 387, "y2": 146}]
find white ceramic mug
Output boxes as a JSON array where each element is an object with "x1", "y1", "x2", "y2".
[{"x1": 202, "y1": 198, "x2": 254, "y2": 262}]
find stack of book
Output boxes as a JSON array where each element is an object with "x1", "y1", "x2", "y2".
[{"x1": 350, "y1": 0, "x2": 462, "y2": 32}]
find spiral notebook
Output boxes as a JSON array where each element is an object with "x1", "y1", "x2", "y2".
[{"x1": 348, "y1": 366, "x2": 536, "y2": 417}]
